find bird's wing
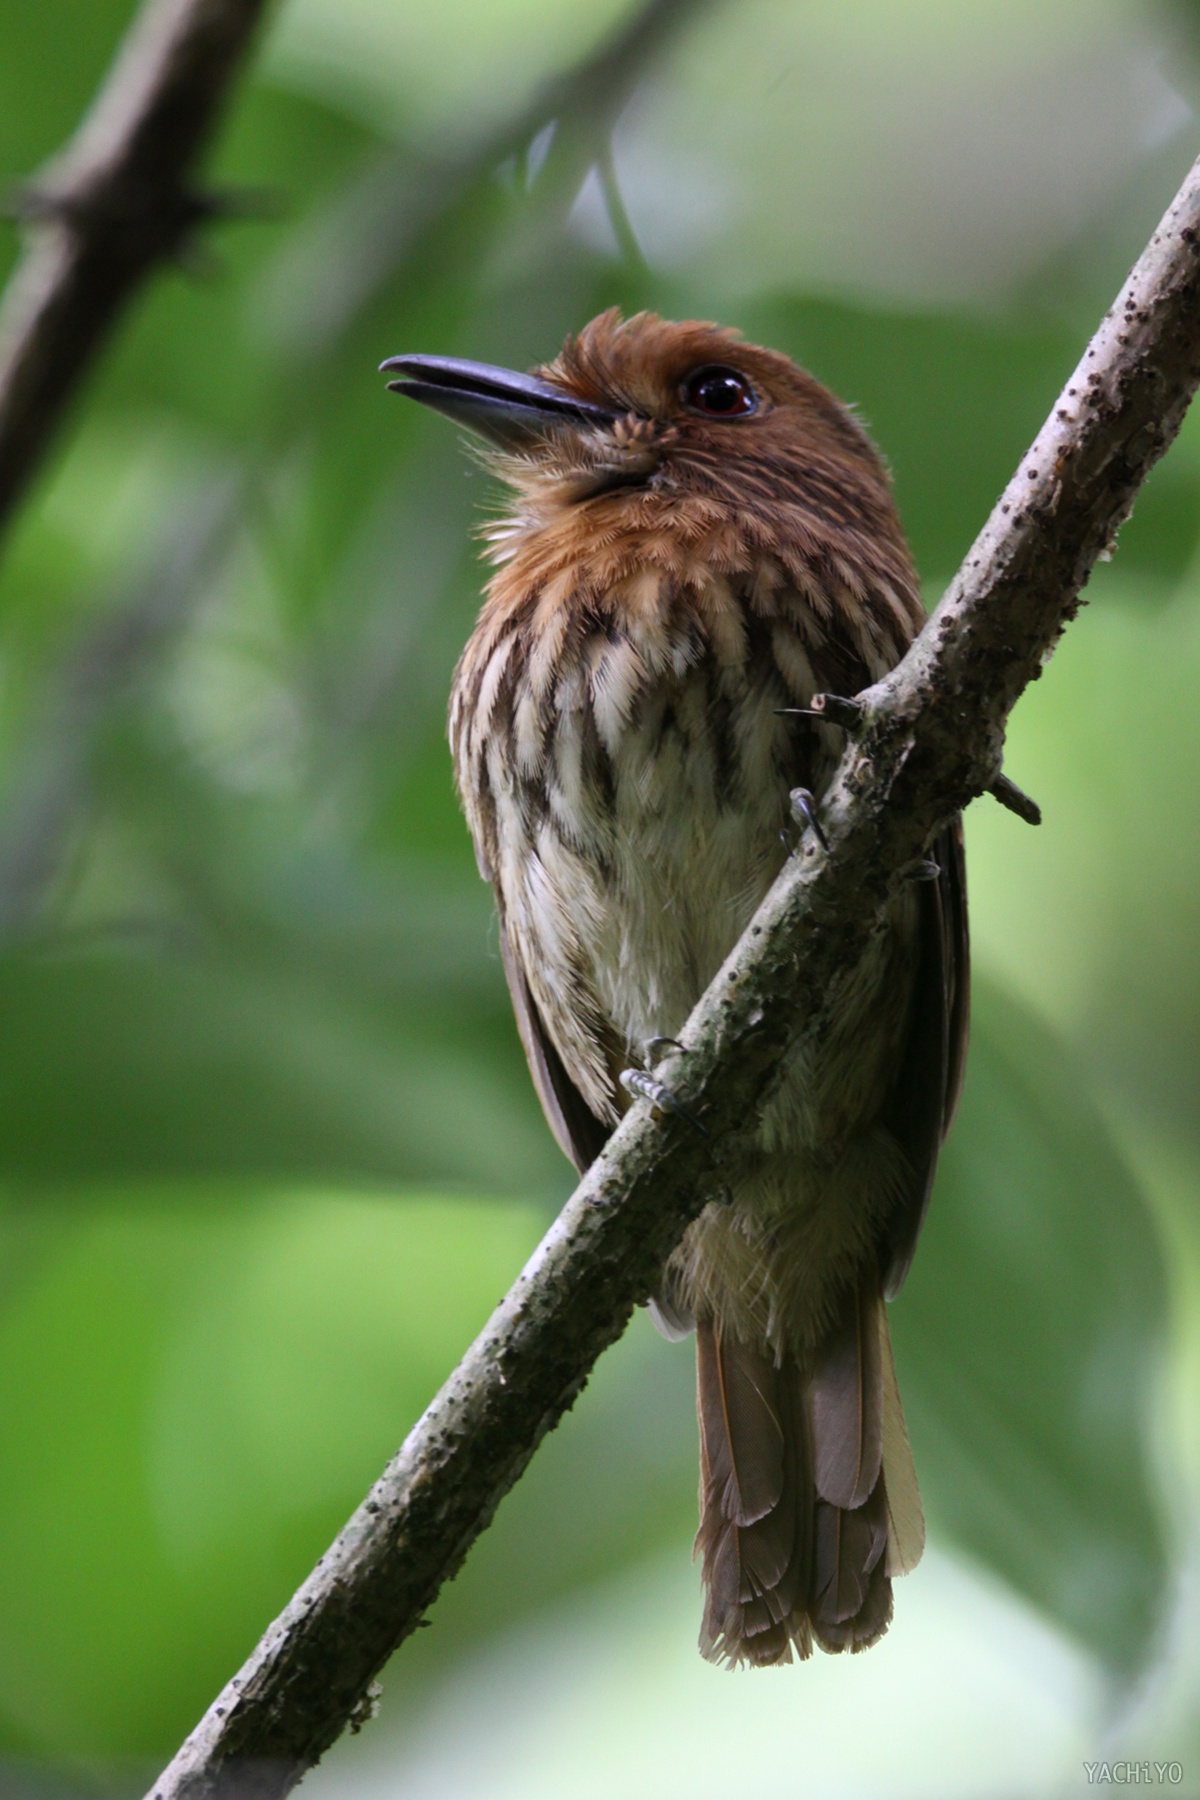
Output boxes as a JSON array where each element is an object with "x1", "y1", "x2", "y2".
[
  {"x1": 497, "y1": 910, "x2": 613, "y2": 1174},
  {"x1": 881, "y1": 816, "x2": 970, "y2": 1298}
]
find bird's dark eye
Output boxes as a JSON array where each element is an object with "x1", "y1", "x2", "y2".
[{"x1": 682, "y1": 365, "x2": 757, "y2": 418}]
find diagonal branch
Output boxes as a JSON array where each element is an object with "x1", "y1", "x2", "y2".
[
  {"x1": 148, "y1": 155, "x2": 1200, "y2": 1800},
  {"x1": 0, "y1": 0, "x2": 269, "y2": 541},
  {"x1": 263, "y1": 0, "x2": 717, "y2": 359}
]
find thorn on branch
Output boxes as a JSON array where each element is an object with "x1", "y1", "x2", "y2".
[
  {"x1": 988, "y1": 772, "x2": 1042, "y2": 826},
  {"x1": 2, "y1": 178, "x2": 277, "y2": 262},
  {"x1": 193, "y1": 184, "x2": 281, "y2": 223},
  {"x1": 171, "y1": 187, "x2": 281, "y2": 277}
]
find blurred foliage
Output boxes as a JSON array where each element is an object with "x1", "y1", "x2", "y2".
[
  {"x1": 0, "y1": 0, "x2": 1198, "y2": 1794},
  {"x1": 896, "y1": 984, "x2": 1165, "y2": 1669}
]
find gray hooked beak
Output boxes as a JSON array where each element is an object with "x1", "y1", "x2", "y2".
[{"x1": 380, "y1": 353, "x2": 615, "y2": 449}]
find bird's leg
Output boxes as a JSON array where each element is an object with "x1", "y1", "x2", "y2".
[{"x1": 619, "y1": 1040, "x2": 707, "y2": 1135}]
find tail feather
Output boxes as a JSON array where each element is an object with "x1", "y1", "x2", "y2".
[
  {"x1": 695, "y1": 1324, "x2": 808, "y2": 1667},
  {"x1": 813, "y1": 1483, "x2": 887, "y2": 1626},
  {"x1": 813, "y1": 1545, "x2": 893, "y2": 1653},
  {"x1": 810, "y1": 1281, "x2": 884, "y2": 1509},
  {"x1": 695, "y1": 1285, "x2": 920, "y2": 1668},
  {"x1": 696, "y1": 1324, "x2": 785, "y2": 1527},
  {"x1": 879, "y1": 1300, "x2": 925, "y2": 1576}
]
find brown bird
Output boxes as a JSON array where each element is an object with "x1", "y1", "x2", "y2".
[{"x1": 382, "y1": 310, "x2": 968, "y2": 1667}]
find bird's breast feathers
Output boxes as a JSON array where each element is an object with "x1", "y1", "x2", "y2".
[{"x1": 450, "y1": 551, "x2": 883, "y2": 1110}]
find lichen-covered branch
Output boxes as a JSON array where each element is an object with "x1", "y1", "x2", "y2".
[
  {"x1": 0, "y1": 0, "x2": 268, "y2": 538},
  {"x1": 148, "y1": 155, "x2": 1200, "y2": 1800}
]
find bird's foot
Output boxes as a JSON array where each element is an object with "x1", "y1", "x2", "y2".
[
  {"x1": 619, "y1": 1053, "x2": 707, "y2": 1136},
  {"x1": 778, "y1": 694, "x2": 1042, "y2": 827},
  {"x1": 789, "y1": 787, "x2": 830, "y2": 851},
  {"x1": 799, "y1": 699, "x2": 1042, "y2": 828}
]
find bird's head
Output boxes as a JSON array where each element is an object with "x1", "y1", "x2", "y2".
[{"x1": 381, "y1": 309, "x2": 902, "y2": 560}]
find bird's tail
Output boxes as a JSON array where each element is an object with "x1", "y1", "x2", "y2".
[{"x1": 694, "y1": 1282, "x2": 923, "y2": 1667}]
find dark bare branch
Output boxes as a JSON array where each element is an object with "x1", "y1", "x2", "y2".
[
  {"x1": 147, "y1": 154, "x2": 1200, "y2": 1800},
  {"x1": 0, "y1": 0, "x2": 268, "y2": 539}
]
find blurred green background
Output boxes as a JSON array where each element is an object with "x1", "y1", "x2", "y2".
[{"x1": 1, "y1": 0, "x2": 1199, "y2": 1794}]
